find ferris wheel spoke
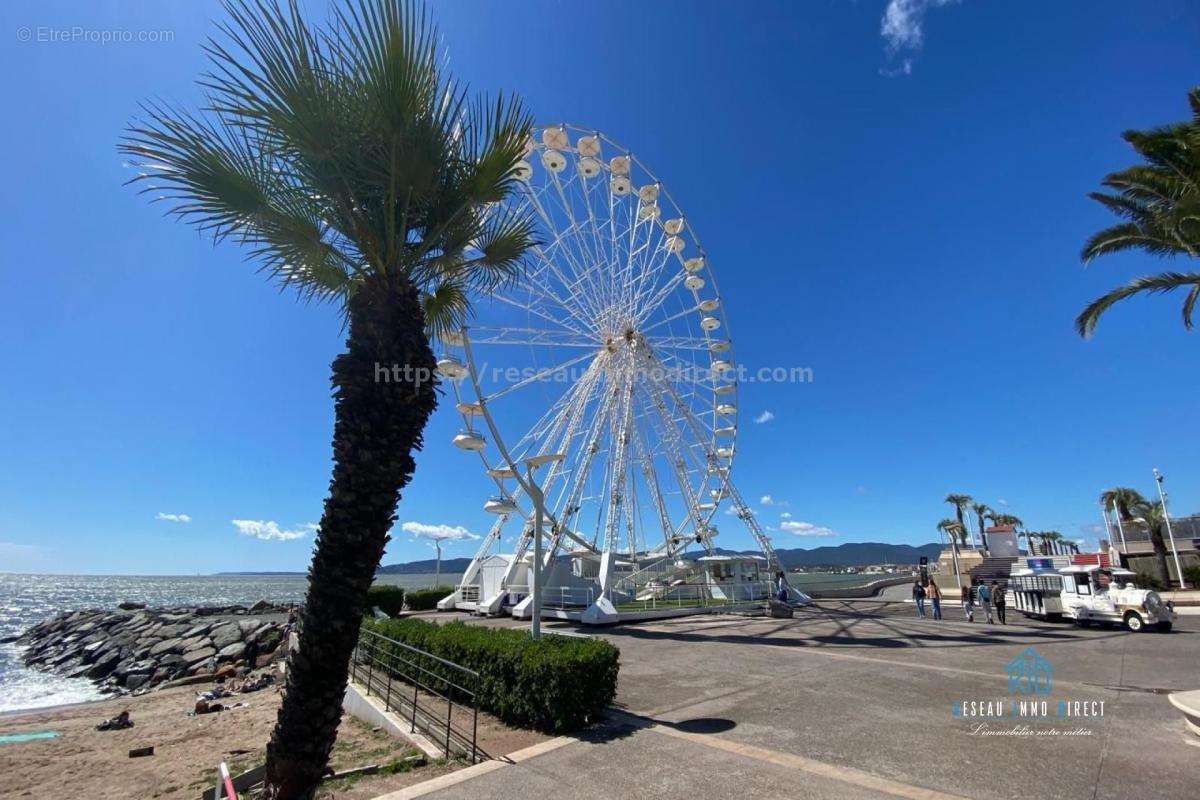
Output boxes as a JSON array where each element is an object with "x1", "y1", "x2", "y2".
[
  {"x1": 488, "y1": 289, "x2": 594, "y2": 338},
  {"x1": 638, "y1": 303, "x2": 701, "y2": 336},
  {"x1": 628, "y1": 411, "x2": 682, "y2": 552},
  {"x1": 468, "y1": 325, "x2": 599, "y2": 349},
  {"x1": 514, "y1": 248, "x2": 602, "y2": 334},
  {"x1": 485, "y1": 349, "x2": 599, "y2": 403},
  {"x1": 633, "y1": 271, "x2": 688, "y2": 329},
  {"x1": 522, "y1": 190, "x2": 610, "y2": 322}
]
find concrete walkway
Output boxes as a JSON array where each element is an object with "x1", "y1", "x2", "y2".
[{"x1": 382, "y1": 601, "x2": 1199, "y2": 800}]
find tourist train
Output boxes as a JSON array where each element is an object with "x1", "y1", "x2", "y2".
[{"x1": 1009, "y1": 560, "x2": 1175, "y2": 632}]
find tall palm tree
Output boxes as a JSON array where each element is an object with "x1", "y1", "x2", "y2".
[
  {"x1": 944, "y1": 494, "x2": 973, "y2": 547},
  {"x1": 1099, "y1": 487, "x2": 1146, "y2": 522},
  {"x1": 1043, "y1": 531, "x2": 1063, "y2": 556},
  {"x1": 120, "y1": 2, "x2": 535, "y2": 796},
  {"x1": 971, "y1": 502, "x2": 991, "y2": 551},
  {"x1": 1131, "y1": 498, "x2": 1174, "y2": 587},
  {"x1": 1076, "y1": 88, "x2": 1200, "y2": 337}
]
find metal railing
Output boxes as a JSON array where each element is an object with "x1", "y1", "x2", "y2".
[
  {"x1": 613, "y1": 579, "x2": 774, "y2": 611},
  {"x1": 351, "y1": 628, "x2": 481, "y2": 763}
]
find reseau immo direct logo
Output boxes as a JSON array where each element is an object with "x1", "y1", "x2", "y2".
[{"x1": 952, "y1": 647, "x2": 1106, "y2": 735}]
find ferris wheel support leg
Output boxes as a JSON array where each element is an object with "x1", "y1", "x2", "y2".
[{"x1": 579, "y1": 552, "x2": 620, "y2": 624}]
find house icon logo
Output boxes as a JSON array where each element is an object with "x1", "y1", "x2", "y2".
[{"x1": 1006, "y1": 647, "x2": 1053, "y2": 695}]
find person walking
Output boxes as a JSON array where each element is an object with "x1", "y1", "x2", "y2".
[
  {"x1": 926, "y1": 579, "x2": 943, "y2": 620},
  {"x1": 776, "y1": 571, "x2": 789, "y2": 604},
  {"x1": 912, "y1": 579, "x2": 927, "y2": 618},
  {"x1": 962, "y1": 583, "x2": 975, "y2": 622},
  {"x1": 977, "y1": 581, "x2": 994, "y2": 624},
  {"x1": 992, "y1": 580, "x2": 1007, "y2": 625}
]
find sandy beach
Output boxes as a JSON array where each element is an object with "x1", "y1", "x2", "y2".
[{"x1": 0, "y1": 683, "x2": 455, "y2": 799}]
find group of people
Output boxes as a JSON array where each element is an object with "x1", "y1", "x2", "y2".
[{"x1": 911, "y1": 578, "x2": 1007, "y2": 624}]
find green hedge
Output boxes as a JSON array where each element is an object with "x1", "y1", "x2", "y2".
[
  {"x1": 366, "y1": 585, "x2": 406, "y2": 616},
  {"x1": 404, "y1": 586, "x2": 455, "y2": 611},
  {"x1": 1184, "y1": 565, "x2": 1200, "y2": 588},
  {"x1": 1134, "y1": 572, "x2": 1164, "y2": 590},
  {"x1": 362, "y1": 617, "x2": 619, "y2": 732}
]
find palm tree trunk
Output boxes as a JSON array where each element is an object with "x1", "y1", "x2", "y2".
[
  {"x1": 1149, "y1": 529, "x2": 1172, "y2": 587},
  {"x1": 263, "y1": 276, "x2": 438, "y2": 799}
]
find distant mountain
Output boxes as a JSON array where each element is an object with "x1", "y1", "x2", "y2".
[
  {"x1": 214, "y1": 571, "x2": 304, "y2": 576},
  {"x1": 772, "y1": 542, "x2": 942, "y2": 568},
  {"x1": 377, "y1": 542, "x2": 941, "y2": 574},
  {"x1": 377, "y1": 557, "x2": 473, "y2": 575}
]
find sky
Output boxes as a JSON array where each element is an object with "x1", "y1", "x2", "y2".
[{"x1": 1, "y1": 0, "x2": 1199, "y2": 575}]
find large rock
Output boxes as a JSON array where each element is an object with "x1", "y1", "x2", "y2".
[
  {"x1": 184, "y1": 647, "x2": 216, "y2": 666},
  {"x1": 210, "y1": 623, "x2": 242, "y2": 650},
  {"x1": 217, "y1": 641, "x2": 245, "y2": 662},
  {"x1": 125, "y1": 672, "x2": 152, "y2": 690},
  {"x1": 248, "y1": 599, "x2": 273, "y2": 614},
  {"x1": 149, "y1": 638, "x2": 183, "y2": 657},
  {"x1": 177, "y1": 635, "x2": 210, "y2": 653},
  {"x1": 156, "y1": 623, "x2": 192, "y2": 639},
  {"x1": 87, "y1": 652, "x2": 121, "y2": 680},
  {"x1": 181, "y1": 623, "x2": 212, "y2": 639}
]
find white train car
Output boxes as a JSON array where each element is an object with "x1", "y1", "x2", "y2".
[{"x1": 1009, "y1": 568, "x2": 1065, "y2": 620}]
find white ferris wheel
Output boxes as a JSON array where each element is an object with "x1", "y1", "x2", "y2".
[{"x1": 435, "y1": 123, "x2": 792, "y2": 623}]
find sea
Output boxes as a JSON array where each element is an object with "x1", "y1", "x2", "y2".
[
  {"x1": 0, "y1": 570, "x2": 878, "y2": 714},
  {"x1": 0, "y1": 572, "x2": 457, "y2": 714}
]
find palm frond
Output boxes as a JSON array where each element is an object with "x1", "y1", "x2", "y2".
[
  {"x1": 122, "y1": 0, "x2": 535, "y2": 316},
  {"x1": 1075, "y1": 272, "x2": 1200, "y2": 337},
  {"x1": 421, "y1": 279, "x2": 470, "y2": 340},
  {"x1": 120, "y1": 100, "x2": 358, "y2": 303}
]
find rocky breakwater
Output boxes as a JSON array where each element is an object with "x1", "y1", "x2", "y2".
[{"x1": 10, "y1": 600, "x2": 293, "y2": 696}]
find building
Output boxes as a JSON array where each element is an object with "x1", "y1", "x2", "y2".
[{"x1": 1107, "y1": 514, "x2": 1200, "y2": 583}]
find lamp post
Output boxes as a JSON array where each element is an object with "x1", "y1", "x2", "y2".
[
  {"x1": 1153, "y1": 468, "x2": 1188, "y2": 589},
  {"x1": 434, "y1": 540, "x2": 442, "y2": 588},
  {"x1": 1110, "y1": 501, "x2": 1128, "y2": 554},
  {"x1": 524, "y1": 461, "x2": 546, "y2": 639}
]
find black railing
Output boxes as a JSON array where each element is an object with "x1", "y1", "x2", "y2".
[{"x1": 350, "y1": 628, "x2": 481, "y2": 763}]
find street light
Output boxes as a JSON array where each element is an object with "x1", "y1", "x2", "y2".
[
  {"x1": 523, "y1": 459, "x2": 547, "y2": 640},
  {"x1": 1153, "y1": 468, "x2": 1189, "y2": 590}
]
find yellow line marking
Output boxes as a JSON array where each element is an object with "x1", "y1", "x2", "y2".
[
  {"x1": 609, "y1": 711, "x2": 969, "y2": 800},
  {"x1": 368, "y1": 735, "x2": 577, "y2": 800}
]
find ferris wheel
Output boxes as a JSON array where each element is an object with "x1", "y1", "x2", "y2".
[{"x1": 436, "y1": 123, "x2": 784, "y2": 622}]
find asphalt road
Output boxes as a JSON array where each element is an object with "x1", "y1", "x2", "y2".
[{"x1": 402, "y1": 601, "x2": 1198, "y2": 800}]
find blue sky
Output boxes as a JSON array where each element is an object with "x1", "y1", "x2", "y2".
[{"x1": 1, "y1": 0, "x2": 1198, "y2": 575}]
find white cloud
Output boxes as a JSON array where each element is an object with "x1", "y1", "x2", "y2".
[
  {"x1": 754, "y1": 410, "x2": 775, "y2": 424},
  {"x1": 780, "y1": 519, "x2": 838, "y2": 537},
  {"x1": 780, "y1": 511, "x2": 793, "y2": 519},
  {"x1": 232, "y1": 519, "x2": 316, "y2": 541},
  {"x1": 998, "y1": 498, "x2": 1009, "y2": 506},
  {"x1": 879, "y1": 0, "x2": 958, "y2": 75},
  {"x1": 156, "y1": 512, "x2": 192, "y2": 523},
  {"x1": 401, "y1": 521, "x2": 479, "y2": 542}
]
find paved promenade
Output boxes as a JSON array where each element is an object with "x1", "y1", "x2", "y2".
[{"x1": 381, "y1": 600, "x2": 1198, "y2": 800}]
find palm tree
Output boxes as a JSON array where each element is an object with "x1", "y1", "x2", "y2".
[
  {"x1": 945, "y1": 494, "x2": 973, "y2": 547},
  {"x1": 971, "y1": 502, "x2": 991, "y2": 551},
  {"x1": 1076, "y1": 88, "x2": 1200, "y2": 337},
  {"x1": 937, "y1": 518, "x2": 968, "y2": 551},
  {"x1": 1043, "y1": 531, "x2": 1063, "y2": 556},
  {"x1": 1131, "y1": 498, "x2": 1174, "y2": 587},
  {"x1": 120, "y1": 2, "x2": 535, "y2": 795},
  {"x1": 1099, "y1": 487, "x2": 1146, "y2": 522}
]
